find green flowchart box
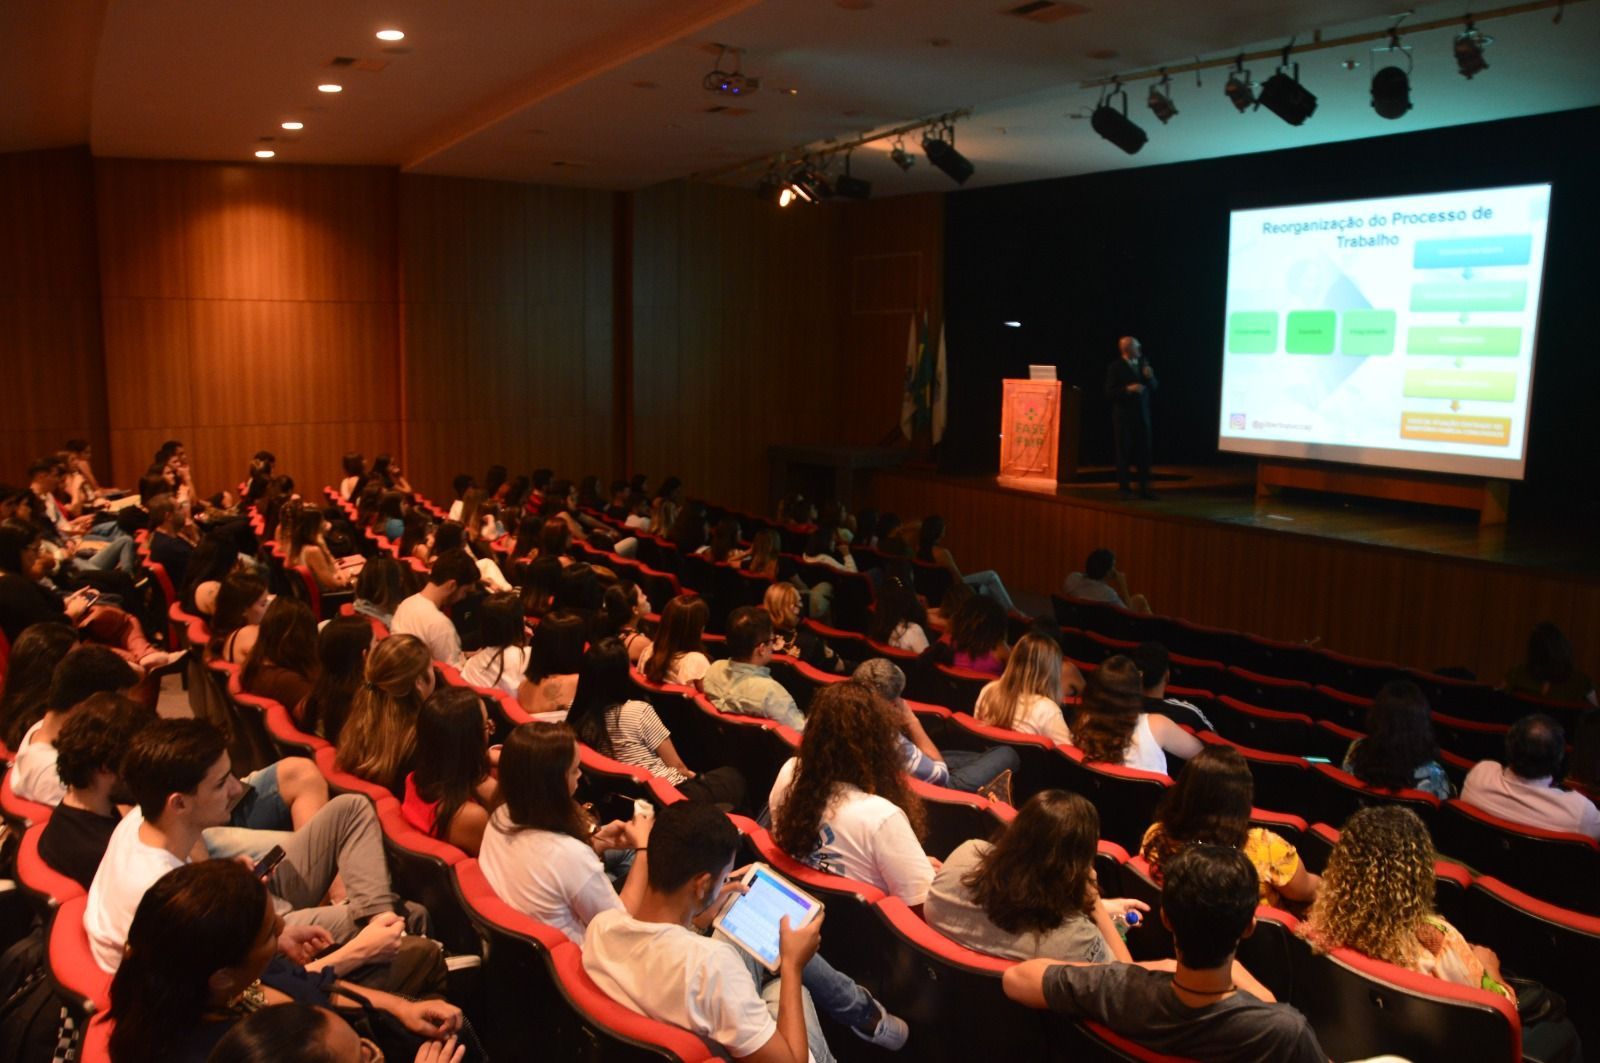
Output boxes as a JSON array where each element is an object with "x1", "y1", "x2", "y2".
[
  {"x1": 1406, "y1": 326, "x2": 1522, "y2": 356},
  {"x1": 1410, "y1": 280, "x2": 1528, "y2": 313},
  {"x1": 1340, "y1": 310, "x2": 1396, "y2": 355},
  {"x1": 1228, "y1": 311, "x2": 1278, "y2": 353},
  {"x1": 1403, "y1": 369, "x2": 1517, "y2": 402},
  {"x1": 1285, "y1": 310, "x2": 1336, "y2": 354}
]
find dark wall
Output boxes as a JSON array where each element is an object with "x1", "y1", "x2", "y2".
[{"x1": 940, "y1": 106, "x2": 1600, "y2": 507}]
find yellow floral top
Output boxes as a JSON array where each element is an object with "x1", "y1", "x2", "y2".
[{"x1": 1140, "y1": 824, "x2": 1303, "y2": 905}]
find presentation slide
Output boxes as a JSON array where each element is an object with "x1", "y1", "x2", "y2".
[{"x1": 1219, "y1": 183, "x2": 1550, "y2": 479}]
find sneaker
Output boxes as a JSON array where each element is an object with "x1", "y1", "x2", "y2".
[
  {"x1": 976, "y1": 769, "x2": 1014, "y2": 807},
  {"x1": 853, "y1": 1003, "x2": 909, "y2": 1051}
]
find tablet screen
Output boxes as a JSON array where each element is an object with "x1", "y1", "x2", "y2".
[{"x1": 717, "y1": 866, "x2": 818, "y2": 969}]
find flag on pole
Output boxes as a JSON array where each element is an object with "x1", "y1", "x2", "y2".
[
  {"x1": 899, "y1": 313, "x2": 918, "y2": 440},
  {"x1": 931, "y1": 321, "x2": 948, "y2": 445}
]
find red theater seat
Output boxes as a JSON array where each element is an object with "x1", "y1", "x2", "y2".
[
  {"x1": 17, "y1": 821, "x2": 84, "y2": 913},
  {"x1": 49, "y1": 894, "x2": 111, "y2": 1021},
  {"x1": 1432, "y1": 799, "x2": 1600, "y2": 915}
]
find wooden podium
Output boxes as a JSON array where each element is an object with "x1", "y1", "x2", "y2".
[{"x1": 997, "y1": 379, "x2": 1061, "y2": 493}]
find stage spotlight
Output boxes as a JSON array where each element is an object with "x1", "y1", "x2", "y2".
[
  {"x1": 1370, "y1": 66, "x2": 1411, "y2": 118},
  {"x1": 921, "y1": 125, "x2": 975, "y2": 185},
  {"x1": 756, "y1": 172, "x2": 794, "y2": 207},
  {"x1": 1091, "y1": 85, "x2": 1147, "y2": 154},
  {"x1": 1224, "y1": 60, "x2": 1256, "y2": 113},
  {"x1": 889, "y1": 138, "x2": 916, "y2": 172},
  {"x1": 1258, "y1": 63, "x2": 1317, "y2": 125},
  {"x1": 786, "y1": 165, "x2": 830, "y2": 204},
  {"x1": 834, "y1": 153, "x2": 871, "y2": 199},
  {"x1": 1454, "y1": 20, "x2": 1492, "y2": 78},
  {"x1": 1147, "y1": 72, "x2": 1178, "y2": 124},
  {"x1": 703, "y1": 46, "x2": 759, "y2": 96}
]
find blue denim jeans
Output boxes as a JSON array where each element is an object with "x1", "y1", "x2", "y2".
[
  {"x1": 800, "y1": 951, "x2": 881, "y2": 1031},
  {"x1": 943, "y1": 746, "x2": 1021, "y2": 794}
]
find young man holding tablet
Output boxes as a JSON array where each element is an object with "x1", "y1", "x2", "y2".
[{"x1": 583, "y1": 801, "x2": 833, "y2": 1062}]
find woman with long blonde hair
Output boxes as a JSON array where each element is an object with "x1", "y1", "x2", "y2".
[
  {"x1": 974, "y1": 633, "x2": 1069, "y2": 742},
  {"x1": 334, "y1": 633, "x2": 434, "y2": 793},
  {"x1": 764, "y1": 581, "x2": 843, "y2": 673}
]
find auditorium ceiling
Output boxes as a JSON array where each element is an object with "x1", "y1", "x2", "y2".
[{"x1": 4, "y1": 0, "x2": 1597, "y2": 193}]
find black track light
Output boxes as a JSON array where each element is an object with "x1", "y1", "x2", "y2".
[
  {"x1": 1454, "y1": 20, "x2": 1492, "y2": 78},
  {"x1": 889, "y1": 142, "x2": 916, "y2": 171},
  {"x1": 756, "y1": 172, "x2": 794, "y2": 207},
  {"x1": 1091, "y1": 84, "x2": 1147, "y2": 154},
  {"x1": 1258, "y1": 55, "x2": 1317, "y2": 126},
  {"x1": 1224, "y1": 59, "x2": 1256, "y2": 113},
  {"x1": 1147, "y1": 71, "x2": 1178, "y2": 124},
  {"x1": 1371, "y1": 28, "x2": 1413, "y2": 120},
  {"x1": 921, "y1": 125, "x2": 975, "y2": 185},
  {"x1": 834, "y1": 152, "x2": 871, "y2": 200}
]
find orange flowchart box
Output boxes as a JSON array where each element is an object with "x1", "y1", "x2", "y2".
[{"x1": 1399, "y1": 412, "x2": 1511, "y2": 446}]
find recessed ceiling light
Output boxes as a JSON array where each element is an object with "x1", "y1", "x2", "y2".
[
  {"x1": 780, "y1": 87, "x2": 798, "y2": 96},
  {"x1": 376, "y1": 29, "x2": 405, "y2": 41},
  {"x1": 254, "y1": 150, "x2": 276, "y2": 159},
  {"x1": 318, "y1": 83, "x2": 343, "y2": 93},
  {"x1": 281, "y1": 121, "x2": 304, "y2": 131}
]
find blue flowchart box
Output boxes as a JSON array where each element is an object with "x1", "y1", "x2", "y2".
[{"x1": 1413, "y1": 235, "x2": 1532, "y2": 269}]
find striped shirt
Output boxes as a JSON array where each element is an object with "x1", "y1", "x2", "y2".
[{"x1": 604, "y1": 699, "x2": 687, "y2": 785}]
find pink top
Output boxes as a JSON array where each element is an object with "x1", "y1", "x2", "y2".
[
  {"x1": 1460, "y1": 761, "x2": 1600, "y2": 840},
  {"x1": 400, "y1": 772, "x2": 439, "y2": 836},
  {"x1": 952, "y1": 649, "x2": 1004, "y2": 676}
]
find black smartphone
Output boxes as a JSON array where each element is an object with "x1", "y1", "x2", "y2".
[{"x1": 252, "y1": 845, "x2": 287, "y2": 881}]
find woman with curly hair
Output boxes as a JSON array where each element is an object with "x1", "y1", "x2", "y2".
[
  {"x1": 1140, "y1": 746, "x2": 1319, "y2": 906},
  {"x1": 974, "y1": 632, "x2": 1070, "y2": 742},
  {"x1": 636, "y1": 594, "x2": 711, "y2": 687},
  {"x1": 927, "y1": 790, "x2": 1145, "y2": 961},
  {"x1": 1343, "y1": 680, "x2": 1453, "y2": 799},
  {"x1": 769, "y1": 681, "x2": 932, "y2": 906},
  {"x1": 1296, "y1": 804, "x2": 1590, "y2": 1062},
  {"x1": 1069, "y1": 654, "x2": 1200, "y2": 773}
]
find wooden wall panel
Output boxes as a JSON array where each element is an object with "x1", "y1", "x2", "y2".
[
  {"x1": 0, "y1": 148, "x2": 107, "y2": 482},
  {"x1": 866, "y1": 470, "x2": 1600, "y2": 683}
]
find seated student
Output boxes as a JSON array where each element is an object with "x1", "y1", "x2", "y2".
[
  {"x1": 298, "y1": 615, "x2": 374, "y2": 740},
  {"x1": 1342, "y1": 680, "x2": 1454, "y2": 800},
  {"x1": 240, "y1": 597, "x2": 320, "y2": 716},
  {"x1": 1068, "y1": 655, "x2": 1201, "y2": 774},
  {"x1": 705, "y1": 517, "x2": 749, "y2": 565},
  {"x1": 339, "y1": 451, "x2": 368, "y2": 501},
  {"x1": 1505, "y1": 621, "x2": 1596, "y2": 705},
  {"x1": 86, "y1": 718, "x2": 430, "y2": 975},
  {"x1": 852, "y1": 658, "x2": 1018, "y2": 795},
  {"x1": 290, "y1": 509, "x2": 360, "y2": 591},
  {"x1": 521, "y1": 608, "x2": 587, "y2": 718},
  {"x1": 1140, "y1": 747, "x2": 1320, "y2": 908},
  {"x1": 478, "y1": 722, "x2": 652, "y2": 945},
  {"x1": 0, "y1": 620, "x2": 76, "y2": 750},
  {"x1": 443, "y1": 472, "x2": 475, "y2": 522},
  {"x1": 867, "y1": 573, "x2": 931, "y2": 654},
  {"x1": 582, "y1": 800, "x2": 837, "y2": 1063},
  {"x1": 181, "y1": 534, "x2": 241, "y2": 617},
  {"x1": 1461, "y1": 713, "x2": 1600, "y2": 839},
  {"x1": 401, "y1": 687, "x2": 501, "y2": 855},
  {"x1": 702, "y1": 606, "x2": 806, "y2": 731},
  {"x1": 1126, "y1": 641, "x2": 1215, "y2": 732},
  {"x1": 210, "y1": 1002, "x2": 467, "y2": 1063},
  {"x1": 1062, "y1": 547, "x2": 1127, "y2": 605},
  {"x1": 1301, "y1": 805, "x2": 1581, "y2": 1058},
  {"x1": 765, "y1": 583, "x2": 843, "y2": 674},
  {"x1": 145, "y1": 493, "x2": 199, "y2": 592},
  {"x1": 398, "y1": 508, "x2": 435, "y2": 565},
  {"x1": 770, "y1": 682, "x2": 933, "y2": 907},
  {"x1": 37, "y1": 692, "x2": 158, "y2": 889},
  {"x1": 460, "y1": 591, "x2": 531, "y2": 698},
  {"x1": 534, "y1": 516, "x2": 574, "y2": 567},
  {"x1": 12, "y1": 644, "x2": 141, "y2": 804},
  {"x1": 390, "y1": 548, "x2": 479, "y2": 669},
  {"x1": 636, "y1": 593, "x2": 713, "y2": 688},
  {"x1": 916, "y1": 515, "x2": 1017, "y2": 614},
  {"x1": 1004, "y1": 844, "x2": 1325, "y2": 1062},
  {"x1": 593, "y1": 580, "x2": 653, "y2": 664},
  {"x1": 928, "y1": 791, "x2": 1145, "y2": 962},
  {"x1": 568, "y1": 638, "x2": 747, "y2": 807},
  {"x1": 335, "y1": 634, "x2": 435, "y2": 794},
  {"x1": 352, "y1": 555, "x2": 411, "y2": 630},
  {"x1": 208, "y1": 570, "x2": 271, "y2": 664},
  {"x1": 108, "y1": 862, "x2": 461, "y2": 1063},
  {"x1": 929, "y1": 593, "x2": 1010, "y2": 676},
  {"x1": 667, "y1": 502, "x2": 710, "y2": 559},
  {"x1": 375, "y1": 490, "x2": 407, "y2": 541},
  {"x1": 743, "y1": 528, "x2": 782, "y2": 581},
  {"x1": 973, "y1": 633, "x2": 1072, "y2": 743}
]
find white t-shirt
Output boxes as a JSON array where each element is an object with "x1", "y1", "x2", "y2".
[
  {"x1": 477, "y1": 809, "x2": 622, "y2": 945},
  {"x1": 584, "y1": 908, "x2": 793, "y2": 1060},
  {"x1": 461, "y1": 645, "x2": 530, "y2": 698},
  {"x1": 768, "y1": 757, "x2": 932, "y2": 905},
  {"x1": 974, "y1": 684, "x2": 1070, "y2": 744},
  {"x1": 889, "y1": 621, "x2": 929, "y2": 654},
  {"x1": 390, "y1": 592, "x2": 464, "y2": 667},
  {"x1": 12, "y1": 719, "x2": 66, "y2": 806},
  {"x1": 634, "y1": 642, "x2": 710, "y2": 686},
  {"x1": 84, "y1": 809, "x2": 186, "y2": 971},
  {"x1": 1064, "y1": 712, "x2": 1168, "y2": 774}
]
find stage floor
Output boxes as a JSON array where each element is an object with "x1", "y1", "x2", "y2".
[{"x1": 1007, "y1": 464, "x2": 1598, "y2": 578}]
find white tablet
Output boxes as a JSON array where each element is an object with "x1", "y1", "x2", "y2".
[{"x1": 713, "y1": 863, "x2": 823, "y2": 972}]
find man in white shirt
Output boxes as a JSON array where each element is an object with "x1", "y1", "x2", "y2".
[
  {"x1": 11, "y1": 645, "x2": 140, "y2": 805},
  {"x1": 85, "y1": 718, "x2": 424, "y2": 972},
  {"x1": 390, "y1": 548, "x2": 479, "y2": 668},
  {"x1": 1461, "y1": 714, "x2": 1600, "y2": 840},
  {"x1": 584, "y1": 801, "x2": 831, "y2": 1063},
  {"x1": 702, "y1": 608, "x2": 805, "y2": 731},
  {"x1": 1062, "y1": 548, "x2": 1127, "y2": 606}
]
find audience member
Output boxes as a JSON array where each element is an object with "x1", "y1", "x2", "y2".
[
  {"x1": 916, "y1": 515, "x2": 1016, "y2": 614},
  {"x1": 637, "y1": 593, "x2": 712, "y2": 687},
  {"x1": 770, "y1": 682, "x2": 932, "y2": 906},
  {"x1": 1062, "y1": 548, "x2": 1127, "y2": 605},
  {"x1": 1003, "y1": 844, "x2": 1325, "y2": 1062},
  {"x1": 852, "y1": 658, "x2": 1018, "y2": 794},
  {"x1": 209, "y1": 1002, "x2": 467, "y2": 1063},
  {"x1": 568, "y1": 638, "x2": 746, "y2": 806},
  {"x1": 867, "y1": 573, "x2": 930, "y2": 653},
  {"x1": 973, "y1": 633, "x2": 1071, "y2": 743},
  {"x1": 1460, "y1": 713, "x2": 1600, "y2": 839},
  {"x1": 1504, "y1": 621, "x2": 1596, "y2": 705},
  {"x1": 593, "y1": 579, "x2": 652, "y2": 663},
  {"x1": 522, "y1": 608, "x2": 587, "y2": 717},
  {"x1": 352, "y1": 555, "x2": 410, "y2": 629},
  {"x1": 743, "y1": 529, "x2": 782, "y2": 581},
  {"x1": 460, "y1": 591, "x2": 530, "y2": 698},
  {"x1": 11, "y1": 644, "x2": 140, "y2": 804},
  {"x1": 1343, "y1": 680, "x2": 1454, "y2": 799},
  {"x1": 290, "y1": 509, "x2": 359, "y2": 591},
  {"x1": 339, "y1": 451, "x2": 367, "y2": 501},
  {"x1": 391, "y1": 548, "x2": 479, "y2": 668},
  {"x1": 702, "y1": 605, "x2": 805, "y2": 730},
  {"x1": 208, "y1": 570, "x2": 270, "y2": 663},
  {"x1": 401, "y1": 687, "x2": 500, "y2": 855},
  {"x1": 240, "y1": 597, "x2": 320, "y2": 715},
  {"x1": 765, "y1": 581, "x2": 843, "y2": 673},
  {"x1": 1127, "y1": 641, "x2": 1215, "y2": 731},
  {"x1": 706, "y1": 518, "x2": 748, "y2": 564},
  {"x1": 298, "y1": 615, "x2": 373, "y2": 741},
  {"x1": 335, "y1": 634, "x2": 435, "y2": 793},
  {"x1": 933, "y1": 593, "x2": 1010, "y2": 675},
  {"x1": 181, "y1": 534, "x2": 241, "y2": 616},
  {"x1": 146, "y1": 493, "x2": 199, "y2": 591},
  {"x1": 1069, "y1": 655, "x2": 1201, "y2": 773},
  {"x1": 1140, "y1": 747, "x2": 1320, "y2": 907},
  {"x1": 0, "y1": 620, "x2": 76, "y2": 750},
  {"x1": 927, "y1": 790, "x2": 1144, "y2": 962},
  {"x1": 36, "y1": 692, "x2": 157, "y2": 888}
]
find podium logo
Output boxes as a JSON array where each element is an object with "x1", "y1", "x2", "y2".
[{"x1": 1229, "y1": 412, "x2": 1246, "y2": 430}]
